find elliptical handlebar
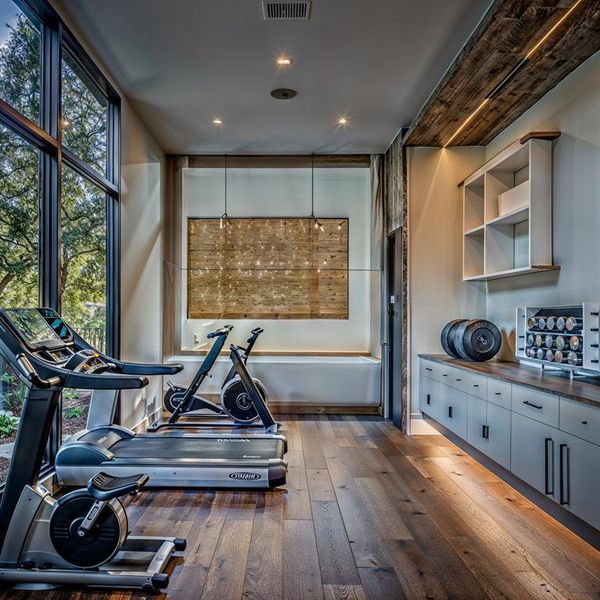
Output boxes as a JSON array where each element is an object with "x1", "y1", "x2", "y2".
[{"x1": 207, "y1": 325, "x2": 234, "y2": 339}]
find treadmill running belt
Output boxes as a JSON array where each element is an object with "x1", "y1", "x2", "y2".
[{"x1": 111, "y1": 436, "x2": 286, "y2": 460}]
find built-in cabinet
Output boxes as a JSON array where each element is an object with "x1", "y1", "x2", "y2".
[{"x1": 420, "y1": 358, "x2": 600, "y2": 531}]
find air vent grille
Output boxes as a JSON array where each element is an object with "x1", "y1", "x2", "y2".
[{"x1": 262, "y1": 1, "x2": 311, "y2": 20}]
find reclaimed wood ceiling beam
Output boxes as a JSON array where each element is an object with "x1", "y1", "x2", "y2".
[{"x1": 404, "y1": 0, "x2": 600, "y2": 147}]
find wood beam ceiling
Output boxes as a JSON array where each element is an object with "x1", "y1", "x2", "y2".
[{"x1": 405, "y1": 0, "x2": 600, "y2": 147}]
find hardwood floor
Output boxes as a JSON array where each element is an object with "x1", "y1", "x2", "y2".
[{"x1": 3, "y1": 415, "x2": 600, "y2": 600}]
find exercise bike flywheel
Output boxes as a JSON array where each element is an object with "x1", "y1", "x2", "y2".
[
  {"x1": 49, "y1": 492, "x2": 127, "y2": 568},
  {"x1": 221, "y1": 377, "x2": 268, "y2": 423}
]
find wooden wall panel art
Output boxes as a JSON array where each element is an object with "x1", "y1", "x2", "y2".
[{"x1": 187, "y1": 218, "x2": 349, "y2": 319}]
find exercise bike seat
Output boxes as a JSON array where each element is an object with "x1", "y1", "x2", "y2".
[{"x1": 87, "y1": 472, "x2": 149, "y2": 501}]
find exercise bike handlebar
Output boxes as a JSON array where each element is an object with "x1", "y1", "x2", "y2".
[
  {"x1": 207, "y1": 325, "x2": 234, "y2": 339},
  {"x1": 250, "y1": 327, "x2": 264, "y2": 336}
]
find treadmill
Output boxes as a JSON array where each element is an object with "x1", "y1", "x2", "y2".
[{"x1": 3, "y1": 308, "x2": 287, "y2": 489}]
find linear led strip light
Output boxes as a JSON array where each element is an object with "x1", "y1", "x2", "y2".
[{"x1": 443, "y1": 0, "x2": 584, "y2": 147}]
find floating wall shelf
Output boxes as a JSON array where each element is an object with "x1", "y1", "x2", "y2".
[{"x1": 462, "y1": 132, "x2": 560, "y2": 282}]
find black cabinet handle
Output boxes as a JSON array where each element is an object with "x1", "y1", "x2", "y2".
[
  {"x1": 426, "y1": 393, "x2": 431, "y2": 405},
  {"x1": 482, "y1": 424, "x2": 489, "y2": 439},
  {"x1": 494, "y1": 392, "x2": 502, "y2": 396},
  {"x1": 448, "y1": 406, "x2": 453, "y2": 419},
  {"x1": 559, "y1": 444, "x2": 570, "y2": 506},
  {"x1": 442, "y1": 373, "x2": 448, "y2": 377},
  {"x1": 473, "y1": 384, "x2": 479, "y2": 387},
  {"x1": 523, "y1": 400, "x2": 543, "y2": 410},
  {"x1": 544, "y1": 438, "x2": 554, "y2": 496},
  {"x1": 456, "y1": 378, "x2": 462, "y2": 382},
  {"x1": 581, "y1": 420, "x2": 588, "y2": 425},
  {"x1": 425, "y1": 367, "x2": 433, "y2": 372}
]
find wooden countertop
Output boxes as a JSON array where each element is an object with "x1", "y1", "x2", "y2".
[{"x1": 419, "y1": 354, "x2": 600, "y2": 409}]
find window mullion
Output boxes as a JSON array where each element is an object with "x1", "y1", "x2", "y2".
[{"x1": 39, "y1": 20, "x2": 60, "y2": 311}]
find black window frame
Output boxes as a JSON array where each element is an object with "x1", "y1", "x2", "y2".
[{"x1": 0, "y1": 0, "x2": 121, "y2": 470}]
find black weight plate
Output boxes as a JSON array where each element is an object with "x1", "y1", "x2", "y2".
[
  {"x1": 441, "y1": 319, "x2": 467, "y2": 358},
  {"x1": 458, "y1": 319, "x2": 501, "y2": 362}
]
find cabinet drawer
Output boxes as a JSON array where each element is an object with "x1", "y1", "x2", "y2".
[
  {"x1": 512, "y1": 386, "x2": 559, "y2": 428},
  {"x1": 559, "y1": 398, "x2": 600, "y2": 447},
  {"x1": 487, "y1": 379, "x2": 512, "y2": 410},
  {"x1": 466, "y1": 373, "x2": 487, "y2": 399},
  {"x1": 447, "y1": 369, "x2": 469, "y2": 393},
  {"x1": 419, "y1": 360, "x2": 436, "y2": 380}
]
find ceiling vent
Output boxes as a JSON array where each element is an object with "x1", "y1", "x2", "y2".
[{"x1": 262, "y1": 1, "x2": 312, "y2": 20}]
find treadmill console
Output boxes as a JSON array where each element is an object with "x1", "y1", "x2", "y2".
[
  {"x1": 38, "y1": 308, "x2": 74, "y2": 343},
  {"x1": 3, "y1": 308, "x2": 66, "y2": 352}
]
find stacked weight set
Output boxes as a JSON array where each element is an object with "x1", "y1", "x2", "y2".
[{"x1": 441, "y1": 318, "x2": 501, "y2": 362}]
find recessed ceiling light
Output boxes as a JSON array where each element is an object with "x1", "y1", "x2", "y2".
[
  {"x1": 213, "y1": 118, "x2": 223, "y2": 125},
  {"x1": 277, "y1": 56, "x2": 293, "y2": 66},
  {"x1": 271, "y1": 88, "x2": 297, "y2": 100},
  {"x1": 337, "y1": 116, "x2": 349, "y2": 126}
]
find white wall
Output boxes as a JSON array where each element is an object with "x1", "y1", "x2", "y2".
[
  {"x1": 119, "y1": 106, "x2": 166, "y2": 426},
  {"x1": 178, "y1": 167, "x2": 377, "y2": 353},
  {"x1": 483, "y1": 50, "x2": 600, "y2": 357},
  {"x1": 408, "y1": 147, "x2": 486, "y2": 416},
  {"x1": 52, "y1": 1, "x2": 167, "y2": 428}
]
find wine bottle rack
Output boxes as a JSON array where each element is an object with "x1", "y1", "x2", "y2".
[{"x1": 516, "y1": 304, "x2": 600, "y2": 376}]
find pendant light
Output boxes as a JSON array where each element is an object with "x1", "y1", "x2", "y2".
[
  {"x1": 310, "y1": 155, "x2": 323, "y2": 231},
  {"x1": 220, "y1": 155, "x2": 228, "y2": 229}
]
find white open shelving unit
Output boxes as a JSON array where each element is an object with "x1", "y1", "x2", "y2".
[{"x1": 462, "y1": 133, "x2": 560, "y2": 281}]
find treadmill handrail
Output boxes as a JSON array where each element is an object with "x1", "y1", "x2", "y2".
[
  {"x1": 116, "y1": 361, "x2": 184, "y2": 376},
  {"x1": 14, "y1": 351, "x2": 147, "y2": 390}
]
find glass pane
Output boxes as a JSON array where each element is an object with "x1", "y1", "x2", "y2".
[
  {"x1": 62, "y1": 53, "x2": 108, "y2": 175},
  {"x1": 0, "y1": 123, "x2": 40, "y2": 306},
  {"x1": 60, "y1": 165, "x2": 107, "y2": 349},
  {"x1": 0, "y1": 358, "x2": 25, "y2": 485},
  {"x1": 0, "y1": 0, "x2": 40, "y2": 123},
  {"x1": 60, "y1": 166, "x2": 106, "y2": 441}
]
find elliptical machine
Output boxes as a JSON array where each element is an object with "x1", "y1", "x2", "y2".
[
  {"x1": 149, "y1": 326, "x2": 272, "y2": 431},
  {"x1": 0, "y1": 307, "x2": 185, "y2": 590}
]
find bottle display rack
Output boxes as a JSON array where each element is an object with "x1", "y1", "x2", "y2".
[{"x1": 515, "y1": 304, "x2": 600, "y2": 377}]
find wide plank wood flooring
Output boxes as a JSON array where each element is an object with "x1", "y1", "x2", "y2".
[{"x1": 2, "y1": 415, "x2": 600, "y2": 600}]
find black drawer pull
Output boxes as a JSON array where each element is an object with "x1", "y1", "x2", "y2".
[
  {"x1": 442, "y1": 373, "x2": 448, "y2": 377},
  {"x1": 448, "y1": 406, "x2": 453, "y2": 419},
  {"x1": 425, "y1": 367, "x2": 433, "y2": 372},
  {"x1": 494, "y1": 392, "x2": 502, "y2": 396},
  {"x1": 559, "y1": 444, "x2": 570, "y2": 506},
  {"x1": 523, "y1": 400, "x2": 543, "y2": 410},
  {"x1": 455, "y1": 378, "x2": 462, "y2": 382},
  {"x1": 581, "y1": 420, "x2": 588, "y2": 425},
  {"x1": 544, "y1": 438, "x2": 554, "y2": 496},
  {"x1": 473, "y1": 384, "x2": 479, "y2": 388},
  {"x1": 482, "y1": 424, "x2": 489, "y2": 439},
  {"x1": 426, "y1": 394, "x2": 431, "y2": 406}
]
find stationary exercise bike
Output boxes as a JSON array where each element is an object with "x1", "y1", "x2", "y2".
[
  {"x1": 151, "y1": 326, "x2": 269, "y2": 430},
  {"x1": 0, "y1": 307, "x2": 185, "y2": 590}
]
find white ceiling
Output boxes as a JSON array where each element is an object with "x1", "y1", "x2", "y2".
[{"x1": 55, "y1": 0, "x2": 492, "y2": 154}]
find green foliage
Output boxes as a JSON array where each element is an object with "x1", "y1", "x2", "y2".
[
  {"x1": 64, "y1": 406, "x2": 84, "y2": 420},
  {"x1": 0, "y1": 13, "x2": 107, "y2": 348},
  {"x1": 0, "y1": 412, "x2": 18, "y2": 438},
  {"x1": 0, "y1": 368, "x2": 25, "y2": 416},
  {"x1": 63, "y1": 388, "x2": 81, "y2": 400}
]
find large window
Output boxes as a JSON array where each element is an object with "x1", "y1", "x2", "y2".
[
  {"x1": 0, "y1": 0, "x2": 120, "y2": 477},
  {"x1": 0, "y1": 0, "x2": 40, "y2": 124}
]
